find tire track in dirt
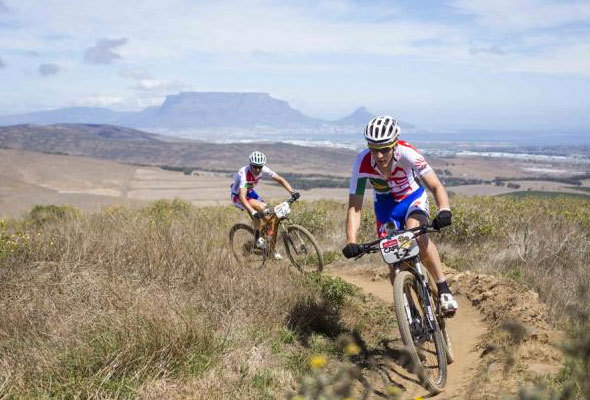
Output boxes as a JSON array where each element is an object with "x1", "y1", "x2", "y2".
[{"x1": 326, "y1": 266, "x2": 488, "y2": 399}]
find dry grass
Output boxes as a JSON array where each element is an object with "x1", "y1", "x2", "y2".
[
  {"x1": 0, "y1": 201, "x2": 315, "y2": 398},
  {"x1": 434, "y1": 195, "x2": 590, "y2": 326},
  {"x1": 0, "y1": 200, "x2": 400, "y2": 399},
  {"x1": 2, "y1": 194, "x2": 589, "y2": 398}
]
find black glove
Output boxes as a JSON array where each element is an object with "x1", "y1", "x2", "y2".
[
  {"x1": 251, "y1": 210, "x2": 264, "y2": 219},
  {"x1": 342, "y1": 243, "x2": 363, "y2": 259},
  {"x1": 290, "y1": 191, "x2": 300, "y2": 201},
  {"x1": 432, "y1": 210, "x2": 452, "y2": 230}
]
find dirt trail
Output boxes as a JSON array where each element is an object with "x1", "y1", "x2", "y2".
[{"x1": 327, "y1": 267, "x2": 488, "y2": 399}]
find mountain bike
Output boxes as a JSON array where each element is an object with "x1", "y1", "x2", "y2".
[
  {"x1": 229, "y1": 197, "x2": 324, "y2": 272},
  {"x1": 354, "y1": 225, "x2": 452, "y2": 393}
]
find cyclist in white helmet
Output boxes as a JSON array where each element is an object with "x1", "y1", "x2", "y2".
[
  {"x1": 342, "y1": 116, "x2": 458, "y2": 317},
  {"x1": 230, "y1": 151, "x2": 300, "y2": 259}
]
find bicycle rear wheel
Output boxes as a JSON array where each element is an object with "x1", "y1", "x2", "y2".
[
  {"x1": 229, "y1": 223, "x2": 266, "y2": 266},
  {"x1": 282, "y1": 224, "x2": 324, "y2": 273},
  {"x1": 393, "y1": 270, "x2": 447, "y2": 393}
]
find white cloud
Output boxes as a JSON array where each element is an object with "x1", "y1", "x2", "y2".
[
  {"x1": 118, "y1": 67, "x2": 192, "y2": 93},
  {"x1": 508, "y1": 43, "x2": 590, "y2": 75},
  {"x1": 469, "y1": 45, "x2": 504, "y2": 55},
  {"x1": 450, "y1": 0, "x2": 590, "y2": 31},
  {"x1": 118, "y1": 68, "x2": 151, "y2": 80},
  {"x1": 74, "y1": 94, "x2": 127, "y2": 108},
  {"x1": 38, "y1": 63, "x2": 60, "y2": 76},
  {"x1": 5, "y1": 1, "x2": 458, "y2": 59},
  {"x1": 84, "y1": 38, "x2": 128, "y2": 65},
  {"x1": 2, "y1": 0, "x2": 590, "y2": 125}
]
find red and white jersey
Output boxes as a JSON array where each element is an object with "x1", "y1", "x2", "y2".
[
  {"x1": 349, "y1": 141, "x2": 433, "y2": 201},
  {"x1": 230, "y1": 165, "x2": 276, "y2": 195}
]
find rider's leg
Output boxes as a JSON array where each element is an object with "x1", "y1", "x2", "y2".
[
  {"x1": 246, "y1": 199, "x2": 266, "y2": 248},
  {"x1": 406, "y1": 213, "x2": 458, "y2": 316},
  {"x1": 405, "y1": 213, "x2": 445, "y2": 282}
]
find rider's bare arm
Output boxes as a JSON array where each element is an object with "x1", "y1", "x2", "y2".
[
  {"x1": 346, "y1": 194, "x2": 364, "y2": 244},
  {"x1": 272, "y1": 174, "x2": 294, "y2": 194},
  {"x1": 238, "y1": 187, "x2": 256, "y2": 214},
  {"x1": 421, "y1": 172, "x2": 450, "y2": 211}
]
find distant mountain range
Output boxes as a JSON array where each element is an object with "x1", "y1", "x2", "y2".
[
  {"x1": 0, "y1": 92, "x2": 391, "y2": 133},
  {"x1": 0, "y1": 123, "x2": 356, "y2": 171}
]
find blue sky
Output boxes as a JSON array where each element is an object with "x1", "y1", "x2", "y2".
[{"x1": 0, "y1": 0, "x2": 589, "y2": 130}]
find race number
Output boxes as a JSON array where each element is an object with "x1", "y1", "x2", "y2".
[
  {"x1": 274, "y1": 202, "x2": 291, "y2": 219},
  {"x1": 379, "y1": 232, "x2": 419, "y2": 264}
]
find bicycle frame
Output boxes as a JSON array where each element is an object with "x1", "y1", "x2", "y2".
[
  {"x1": 397, "y1": 258, "x2": 439, "y2": 341},
  {"x1": 256, "y1": 198, "x2": 296, "y2": 262},
  {"x1": 354, "y1": 224, "x2": 449, "y2": 392},
  {"x1": 361, "y1": 226, "x2": 442, "y2": 339}
]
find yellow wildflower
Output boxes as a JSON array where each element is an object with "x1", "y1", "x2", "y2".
[
  {"x1": 344, "y1": 343, "x2": 361, "y2": 356},
  {"x1": 308, "y1": 355, "x2": 327, "y2": 369}
]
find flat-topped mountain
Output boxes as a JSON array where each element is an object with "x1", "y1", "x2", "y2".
[
  {"x1": 0, "y1": 92, "x2": 383, "y2": 133},
  {"x1": 133, "y1": 92, "x2": 321, "y2": 129}
]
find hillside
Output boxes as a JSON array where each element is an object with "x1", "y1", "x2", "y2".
[
  {"x1": 0, "y1": 123, "x2": 356, "y2": 173},
  {"x1": 0, "y1": 197, "x2": 588, "y2": 398},
  {"x1": 0, "y1": 148, "x2": 349, "y2": 218}
]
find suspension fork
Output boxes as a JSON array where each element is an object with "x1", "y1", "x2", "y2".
[
  {"x1": 391, "y1": 264, "x2": 417, "y2": 330},
  {"x1": 414, "y1": 260, "x2": 438, "y2": 331}
]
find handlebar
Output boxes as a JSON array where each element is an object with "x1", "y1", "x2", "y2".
[
  {"x1": 264, "y1": 195, "x2": 299, "y2": 216},
  {"x1": 356, "y1": 225, "x2": 441, "y2": 257}
]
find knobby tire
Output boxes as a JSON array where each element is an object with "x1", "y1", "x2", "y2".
[
  {"x1": 393, "y1": 270, "x2": 447, "y2": 393},
  {"x1": 282, "y1": 224, "x2": 324, "y2": 273},
  {"x1": 228, "y1": 223, "x2": 267, "y2": 266}
]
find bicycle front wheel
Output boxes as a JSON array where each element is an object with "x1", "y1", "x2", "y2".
[
  {"x1": 282, "y1": 224, "x2": 324, "y2": 273},
  {"x1": 393, "y1": 270, "x2": 447, "y2": 393},
  {"x1": 228, "y1": 223, "x2": 265, "y2": 266}
]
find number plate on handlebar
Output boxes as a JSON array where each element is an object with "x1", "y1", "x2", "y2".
[
  {"x1": 379, "y1": 232, "x2": 419, "y2": 264},
  {"x1": 273, "y1": 202, "x2": 291, "y2": 219}
]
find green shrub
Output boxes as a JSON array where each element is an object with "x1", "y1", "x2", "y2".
[
  {"x1": 305, "y1": 273, "x2": 357, "y2": 306},
  {"x1": 141, "y1": 198, "x2": 192, "y2": 223},
  {"x1": 26, "y1": 204, "x2": 80, "y2": 226},
  {"x1": 0, "y1": 219, "x2": 30, "y2": 260}
]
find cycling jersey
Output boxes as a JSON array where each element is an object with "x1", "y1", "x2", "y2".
[
  {"x1": 349, "y1": 141, "x2": 433, "y2": 201},
  {"x1": 230, "y1": 165, "x2": 276, "y2": 209},
  {"x1": 349, "y1": 141, "x2": 433, "y2": 236},
  {"x1": 375, "y1": 187, "x2": 429, "y2": 236},
  {"x1": 230, "y1": 165, "x2": 276, "y2": 196}
]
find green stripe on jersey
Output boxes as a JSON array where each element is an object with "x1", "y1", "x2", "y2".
[
  {"x1": 355, "y1": 177, "x2": 367, "y2": 195},
  {"x1": 370, "y1": 178, "x2": 389, "y2": 192}
]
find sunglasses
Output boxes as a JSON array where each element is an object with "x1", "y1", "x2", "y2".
[
  {"x1": 368, "y1": 142, "x2": 396, "y2": 154},
  {"x1": 250, "y1": 164, "x2": 263, "y2": 170}
]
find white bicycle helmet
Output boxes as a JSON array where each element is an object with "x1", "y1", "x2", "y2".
[
  {"x1": 248, "y1": 151, "x2": 267, "y2": 166},
  {"x1": 364, "y1": 116, "x2": 400, "y2": 145}
]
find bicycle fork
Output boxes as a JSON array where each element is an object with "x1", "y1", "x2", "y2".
[{"x1": 398, "y1": 261, "x2": 438, "y2": 343}]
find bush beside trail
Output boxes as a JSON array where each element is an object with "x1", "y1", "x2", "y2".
[
  {"x1": 1, "y1": 194, "x2": 589, "y2": 398},
  {"x1": 0, "y1": 200, "x2": 395, "y2": 398}
]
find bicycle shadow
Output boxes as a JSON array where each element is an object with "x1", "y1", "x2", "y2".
[
  {"x1": 286, "y1": 301, "x2": 433, "y2": 398},
  {"x1": 286, "y1": 300, "x2": 345, "y2": 345}
]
